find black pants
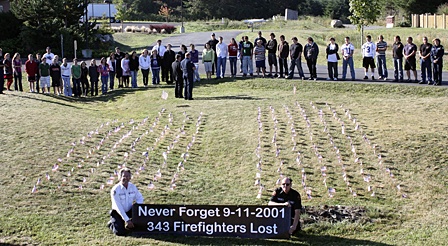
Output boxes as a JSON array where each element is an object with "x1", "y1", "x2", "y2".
[
  {"x1": 327, "y1": 62, "x2": 338, "y2": 79},
  {"x1": 183, "y1": 75, "x2": 193, "y2": 100},
  {"x1": 279, "y1": 58, "x2": 288, "y2": 77},
  {"x1": 36, "y1": 75, "x2": 40, "y2": 92},
  {"x1": 109, "y1": 209, "x2": 133, "y2": 236},
  {"x1": 162, "y1": 66, "x2": 173, "y2": 84},
  {"x1": 81, "y1": 79, "x2": 89, "y2": 96},
  {"x1": 212, "y1": 53, "x2": 217, "y2": 75},
  {"x1": 141, "y1": 69, "x2": 149, "y2": 86},
  {"x1": 91, "y1": 79, "x2": 98, "y2": 96},
  {"x1": 14, "y1": 72, "x2": 23, "y2": 91},
  {"x1": 433, "y1": 62, "x2": 443, "y2": 84},
  {"x1": 306, "y1": 58, "x2": 317, "y2": 78},
  {"x1": 0, "y1": 71, "x2": 4, "y2": 93},
  {"x1": 175, "y1": 77, "x2": 183, "y2": 98}
]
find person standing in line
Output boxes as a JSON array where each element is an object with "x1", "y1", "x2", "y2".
[
  {"x1": 228, "y1": 38, "x2": 238, "y2": 78},
  {"x1": 89, "y1": 59, "x2": 99, "y2": 96},
  {"x1": 38, "y1": 57, "x2": 50, "y2": 94},
  {"x1": 50, "y1": 57, "x2": 62, "y2": 95},
  {"x1": 418, "y1": 36, "x2": 433, "y2": 84},
  {"x1": 242, "y1": 36, "x2": 254, "y2": 77},
  {"x1": 202, "y1": 43, "x2": 215, "y2": 80},
  {"x1": 121, "y1": 53, "x2": 130, "y2": 87},
  {"x1": 286, "y1": 37, "x2": 304, "y2": 80},
  {"x1": 216, "y1": 36, "x2": 228, "y2": 79},
  {"x1": 208, "y1": 33, "x2": 219, "y2": 75},
  {"x1": 189, "y1": 44, "x2": 200, "y2": 82},
  {"x1": 326, "y1": 37, "x2": 339, "y2": 81},
  {"x1": 266, "y1": 33, "x2": 278, "y2": 78},
  {"x1": 107, "y1": 53, "x2": 116, "y2": 90},
  {"x1": 361, "y1": 35, "x2": 376, "y2": 80},
  {"x1": 152, "y1": 40, "x2": 166, "y2": 81},
  {"x1": 162, "y1": 44, "x2": 176, "y2": 84},
  {"x1": 44, "y1": 47, "x2": 55, "y2": 65},
  {"x1": 114, "y1": 47, "x2": 125, "y2": 88},
  {"x1": 0, "y1": 48, "x2": 4, "y2": 94},
  {"x1": 12, "y1": 53, "x2": 23, "y2": 91},
  {"x1": 431, "y1": 38, "x2": 444, "y2": 86},
  {"x1": 35, "y1": 53, "x2": 41, "y2": 93},
  {"x1": 80, "y1": 61, "x2": 89, "y2": 97},
  {"x1": 404, "y1": 37, "x2": 418, "y2": 82},
  {"x1": 277, "y1": 35, "x2": 289, "y2": 79},
  {"x1": 71, "y1": 58, "x2": 81, "y2": 97},
  {"x1": 3, "y1": 53, "x2": 13, "y2": 91},
  {"x1": 178, "y1": 44, "x2": 187, "y2": 60},
  {"x1": 392, "y1": 36, "x2": 404, "y2": 82},
  {"x1": 25, "y1": 54, "x2": 38, "y2": 93},
  {"x1": 254, "y1": 39, "x2": 267, "y2": 77},
  {"x1": 60, "y1": 58, "x2": 72, "y2": 96},
  {"x1": 181, "y1": 52, "x2": 196, "y2": 100},
  {"x1": 139, "y1": 49, "x2": 150, "y2": 87},
  {"x1": 341, "y1": 37, "x2": 355, "y2": 81},
  {"x1": 129, "y1": 51, "x2": 139, "y2": 88},
  {"x1": 376, "y1": 35, "x2": 388, "y2": 80},
  {"x1": 150, "y1": 50, "x2": 161, "y2": 85},
  {"x1": 304, "y1": 37, "x2": 319, "y2": 80},
  {"x1": 172, "y1": 54, "x2": 183, "y2": 98},
  {"x1": 254, "y1": 31, "x2": 267, "y2": 75},
  {"x1": 238, "y1": 36, "x2": 245, "y2": 73},
  {"x1": 98, "y1": 57, "x2": 110, "y2": 94}
]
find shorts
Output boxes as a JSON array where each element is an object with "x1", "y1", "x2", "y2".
[
  {"x1": 204, "y1": 62, "x2": 213, "y2": 72},
  {"x1": 28, "y1": 76, "x2": 36, "y2": 82},
  {"x1": 362, "y1": 57, "x2": 375, "y2": 69},
  {"x1": 268, "y1": 53, "x2": 277, "y2": 66},
  {"x1": 404, "y1": 58, "x2": 416, "y2": 71},
  {"x1": 40, "y1": 76, "x2": 51, "y2": 88},
  {"x1": 256, "y1": 60, "x2": 266, "y2": 68},
  {"x1": 52, "y1": 77, "x2": 61, "y2": 87}
]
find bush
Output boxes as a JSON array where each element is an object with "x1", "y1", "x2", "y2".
[
  {"x1": 437, "y1": 3, "x2": 448, "y2": 14},
  {"x1": 149, "y1": 24, "x2": 176, "y2": 34}
]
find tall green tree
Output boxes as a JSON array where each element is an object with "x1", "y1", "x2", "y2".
[{"x1": 348, "y1": 0, "x2": 381, "y2": 29}]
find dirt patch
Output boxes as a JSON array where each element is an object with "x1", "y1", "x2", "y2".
[{"x1": 303, "y1": 205, "x2": 371, "y2": 225}]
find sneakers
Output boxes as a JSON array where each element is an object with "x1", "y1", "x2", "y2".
[
  {"x1": 326, "y1": 78, "x2": 332, "y2": 81},
  {"x1": 334, "y1": 78, "x2": 338, "y2": 81},
  {"x1": 418, "y1": 80, "x2": 425, "y2": 84},
  {"x1": 383, "y1": 77, "x2": 387, "y2": 81},
  {"x1": 371, "y1": 76, "x2": 375, "y2": 80},
  {"x1": 364, "y1": 76, "x2": 368, "y2": 80}
]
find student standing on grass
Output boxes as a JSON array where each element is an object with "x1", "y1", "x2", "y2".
[
  {"x1": 12, "y1": 53, "x2": 23, "y2": 92},
  {"x1": 172, "y1": 54, "x2": 183, "y2": 98},
  {"x1": 80, "y1": 61, "x2": 89, "y2": 97},
  {"x1": 286, "y1": 37, "x2": 304, "y2": 80},
  {"x1": 228, "y1": 38, "x2": 238, "y2": 78},
  {"x1": 35, "y1": 53, "x2": 41, "y2": 93},
  {"x1": 216, "y1": 36, "x2": 228, "y2": 79},
  {"x1": 3, "y1": 53, "x2": 13, "y2": 91},
  {"x1": 341, "y1": 37, "x2": 355, "y2": 81},
  {"x1": 44, "y1": 47, "x2": 55, "y2": 65},
  {"x1": 254, "y1": 39, "x2": 267, "y2": 77},
  {"x1": 150, "y1": 50, "x2": 161, "y2": 85},
  {"x1": 431, "y1": 38, "x2": 444, "y2": 86},
  {"x1": 189, "y1": 44, "x2": 200, "y2": 82},
  {"x1": 178, "y1": 44, "x2": 187, "y2": 60},
  {"x1": 361, "y1": 35, "x2": 376, "y2": 80},
  {"x1": 0, "y1": 48, "x2": 4, "y2": 94},
  {"x1": 202, "y1": 43, "x2": 215, "y2": 80},
  {"x1": 121, "y1": 53, "x2": 131, "y2": 88},
  {"x1": 208, "y1": 33, "x2": 219, "y2": 75},
  {"x1": 38, "y1": 57, "x2": 50, "y2": 94},
  {"x1": 404, "y1": 37, "x2": 418, "y2": 82},
  {"x1": 139, "y1": 49, "x2": 150, "y2": 87},
  {"x1": 376, "y1": 35, "x2": 388, "y2": 80},
  {"x1": 108, "y1": 168, "x2": 144, "y2": 236},
  {"x1": 71, "y1": 58, "x2": 81, "y2": 97},
  {"x1": 107, "y1": 53, "x2": 116, "y2": 90},
  {"x1": 61, "y1": 58, "x2": 72, "y2": 96},
  {"x1": 114, "y1": 47, "x2": 125, "y2": 88},
  {"x1": 25, "y1": 54, "x2": 38, "y2": 93},
  {"x1": 326, "y1": 37, "x2": 339, "y2": 81},
  {"x1": 242, "y1": 36, "x2": 254, "y2": 77},
  {"x1": 304, "y1": 37, "x2": 319, "y2": 80},
  {"x1": 278, "y1": 35, "x2": 289, "y2": 79},
  {"x1": 419, "y1": 36, "x2": 432, "y2": 84},
  {"x1": 98, "y1": 57, "x2": 110, "y2": 94},
  {"x1": 392, "y1": 36, "x2": 404, "y2": 82},
  {"x1": 163, "y1": 44, "x2": 176, "y2": 84},
  {"x1": 129, "y1": 51, "x2": 139, "y2": 88},
  {"x1": 266, "y1": 33, "x2": 278, "y2": 78},
  {"x1": 152, "y1": 40, "x2": 166, "y2": 82},
  {"x1": 89, "y1": 59, "x2": 99, "y2": 96},
  {"x1": 181, "y1": 52, "x2": 196, "y2": 100},
  {"x1": 50, "y1": 57, "x2": 62, "y2": 95}
]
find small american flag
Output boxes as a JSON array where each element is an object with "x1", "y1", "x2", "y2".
[{"x1": 161, "y1": 90, "x2": 169, "y2": 100}]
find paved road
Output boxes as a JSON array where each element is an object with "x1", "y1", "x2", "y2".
[{"x1": 152, "y1": 31, "x2": 447, "y2": 86}]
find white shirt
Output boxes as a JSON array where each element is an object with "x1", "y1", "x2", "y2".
[
  {"x1": 61, "y1": 64, "x2": 71, "y2": 77},
  {"x1": 44, "y1": 52, "x2": 55, "y2": 65},
  {"x1": 111, "y1": 182, "x2": 144, "y2": 222},
  {"x1": 362, "y1": 41, "x2": 376, "y2": 57},
  {"x1": 139, "y1": 55, "x2": 151, "y2": 70},
  {"x1": 341, "y1": 43, "x2": 355, "y2": 57},
  {"x1": 216, "y1": 42, "x2": 228, "y2": 58},
  {"x1": 151, "y1": 44, "x2": 166, "y2": 57},
  {"x1": 327, "y1": 44, "x2": 338, "y2": 62},
  {"x1": 107, "y1": 59, "x2": 115, "y2": 72}
]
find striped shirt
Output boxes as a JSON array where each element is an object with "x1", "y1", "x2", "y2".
[
  {"x1": 254, "y1": 45, "x2": 266, "y2": 61},
  {"x1": 376, "y1": 41, "x2": 387, "y2": 56}
]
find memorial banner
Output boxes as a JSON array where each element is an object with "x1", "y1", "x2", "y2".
[{"x1": 132, "y1": 204, "x2": 291, "y2": 239}]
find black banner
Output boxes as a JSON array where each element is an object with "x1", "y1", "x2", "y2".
[{"x1": 132, "y1": 204, "x2": 291, "y2": 239}]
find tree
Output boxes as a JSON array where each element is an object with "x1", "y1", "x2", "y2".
[
  {"x1": 159, "y1": 4, "x2": 173, "y2": 22},
  {"x1": 348, "y1": 0, "x2": 381, "y2": 29}
]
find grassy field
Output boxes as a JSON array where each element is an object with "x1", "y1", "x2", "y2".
[{"x1": 1, "y1": 74, "x2": 448, "y2": 245}]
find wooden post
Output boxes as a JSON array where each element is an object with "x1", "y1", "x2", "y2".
[
  {"x1": 443, "y1": 14, "x2": 446, "y2": 29},
  {"x1": 434, "y1": 14, "x2": 437, "y2": 29},
  {"x1": 425, "y1": 13, "x2": 429, "y2": 28}
]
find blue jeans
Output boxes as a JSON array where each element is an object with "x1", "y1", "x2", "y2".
[
  {"x1": 393, "y1": 58, "x2": 403, "y2": 80},
  {"x1": 217, "y1": 57, "x2": 227, "y2": 78},
  {"x1": 62, "y1": 76, "x2": 72, "y2": 96},
  {"x1": 377, "y1": 55, "x2": 388, "y2": 78},
  {"x1": 130, "y1": 70, "x2": 138, "y2": 88},
  {"x1": 72, "y1": 78, "x2": 81, "y2": 97},
  {"x1": 288, "y1": 58, "x2": 304, "y2": 78},
  {"x1": 242, "y1": 56, "x2": 253, "y2": 75},
  {"x1": 193, "y1": 63, "x2": 200, "y2": 82},
  {"x1": 342, "y1": 57, "x2": 355, "y2": 80},
  {"x1": 101, "y1": 75, "x2": 109, "y2": 94},
  {"x1": 151, "y1": 68, "x2": 160, "y2": 84},
  {"x1": 229, "y1": 57, "x2": 237, "y2": 76},
  {"x1": 420, "y1": 58, "x2": 432, "y2": 82}
]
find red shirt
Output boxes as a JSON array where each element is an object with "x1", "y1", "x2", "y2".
[
  {"x1": 25, "y1": 60, "x2": 38, "y2": 76},
  {"x1": 228, "y1": 43, "x2": 238, "y2": 57}
]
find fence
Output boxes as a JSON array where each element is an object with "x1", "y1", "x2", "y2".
[{"x1": 411, "y1": 14, "x2": 448, "y2": 29}]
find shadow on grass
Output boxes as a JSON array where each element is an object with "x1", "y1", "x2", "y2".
[
  {"x1": 131, "y1": 232, "x2": 392, "y2": 245},
  {"x1": 195, "y1": 95, "x2": 263, "y2": 101}
]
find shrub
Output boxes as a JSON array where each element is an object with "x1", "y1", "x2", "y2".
[{"x1": 149, "y1": 24, "x2": 176, "y2": 34}]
